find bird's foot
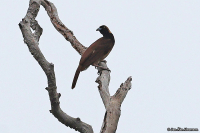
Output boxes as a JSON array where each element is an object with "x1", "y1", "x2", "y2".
[
  {"x1": 101, "y1": 60, "x2": 107, "y2": 63},
  {"x1": 94, "y1": 64, "x2": 111, "y2": 72}
]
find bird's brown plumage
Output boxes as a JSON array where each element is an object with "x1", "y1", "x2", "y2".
[{"x1": 72, "y1": 25, "x2": 115, "y2": 89}]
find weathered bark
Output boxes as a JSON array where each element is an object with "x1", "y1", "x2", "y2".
[
  {"x1": 19, "y1": 0, "x2": 132, "y2": 133},
  {"x1": 19, "y1": 0, "x2": 92, "y2": 132},
  {"x1": 96, "y1": 63, "x2": 132, "y2": 133}
]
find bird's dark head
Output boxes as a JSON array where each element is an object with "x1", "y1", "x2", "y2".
[{"x1": 96, "y1": 25, "x2": 112, "y2": 37}]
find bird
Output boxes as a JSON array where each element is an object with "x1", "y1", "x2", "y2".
[{"x1": 71, "y1": 25, "x2": 115, "y2": 89}]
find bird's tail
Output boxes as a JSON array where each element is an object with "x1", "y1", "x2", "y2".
[{"x1": 71, "y1": 66, "x2": 81, "y2": 89}]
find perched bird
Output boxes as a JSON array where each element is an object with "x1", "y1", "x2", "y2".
[{"x1": 71, "y1": 25, "x2": 115, "y2": 89}]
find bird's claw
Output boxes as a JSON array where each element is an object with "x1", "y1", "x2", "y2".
[
  {"x1": 94, "y1": 64, "x2": 111, "y2": 72},
  {"x1": 101, "y1": 60, "x2": 107, "y2": 63},
  {"x1": 98, "y1": 66, "x2": 111, "y2": 72}
]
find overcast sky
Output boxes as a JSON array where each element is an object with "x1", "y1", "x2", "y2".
[{"x1": 0, "y1": 0, "x2": 200, "y2": 133}]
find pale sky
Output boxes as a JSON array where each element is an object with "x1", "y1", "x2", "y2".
[{"x1": 0, "y1": 0, "x2": 200, "y2": 133}]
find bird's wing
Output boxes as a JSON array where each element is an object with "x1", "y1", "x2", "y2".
[{"x1": 79, "y1": 37, "x2": 114, "y2": 71}]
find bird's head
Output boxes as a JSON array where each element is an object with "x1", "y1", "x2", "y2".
[{"x1": 96, "y1": 25, "x2": 112, "y2": 36}]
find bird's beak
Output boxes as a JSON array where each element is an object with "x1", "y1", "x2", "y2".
[{"x1": 96, "y1": 27, "x2": 101, "y2": 31}]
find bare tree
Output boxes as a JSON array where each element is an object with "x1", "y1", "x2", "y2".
[{"x1": 19, "y1": 0, "x2": 132, "y2": 132}]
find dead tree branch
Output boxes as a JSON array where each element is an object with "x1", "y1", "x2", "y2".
[
  {"x1": 19, "y1": 0, "x2": 132, "y2": 133},
  {"x1": 96, "y1": 63, "x2": 132, "y2": 133},
  {"x1": 41, "y1": 0, "x2": 86, "y2": 55},
  {"x1": 19, "y1": 0, "x2": 92, "y2": 132}
]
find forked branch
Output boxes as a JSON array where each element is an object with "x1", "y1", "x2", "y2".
[
  {"x1": 19, "y1": 0, "x2": 92, "y2": 132},
  {"x1": 19, "y1": 0, "x2": 132, "y2": 133},
  {"x1": 96, "y1": 63, "x2": 132, "y2": 133}
]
